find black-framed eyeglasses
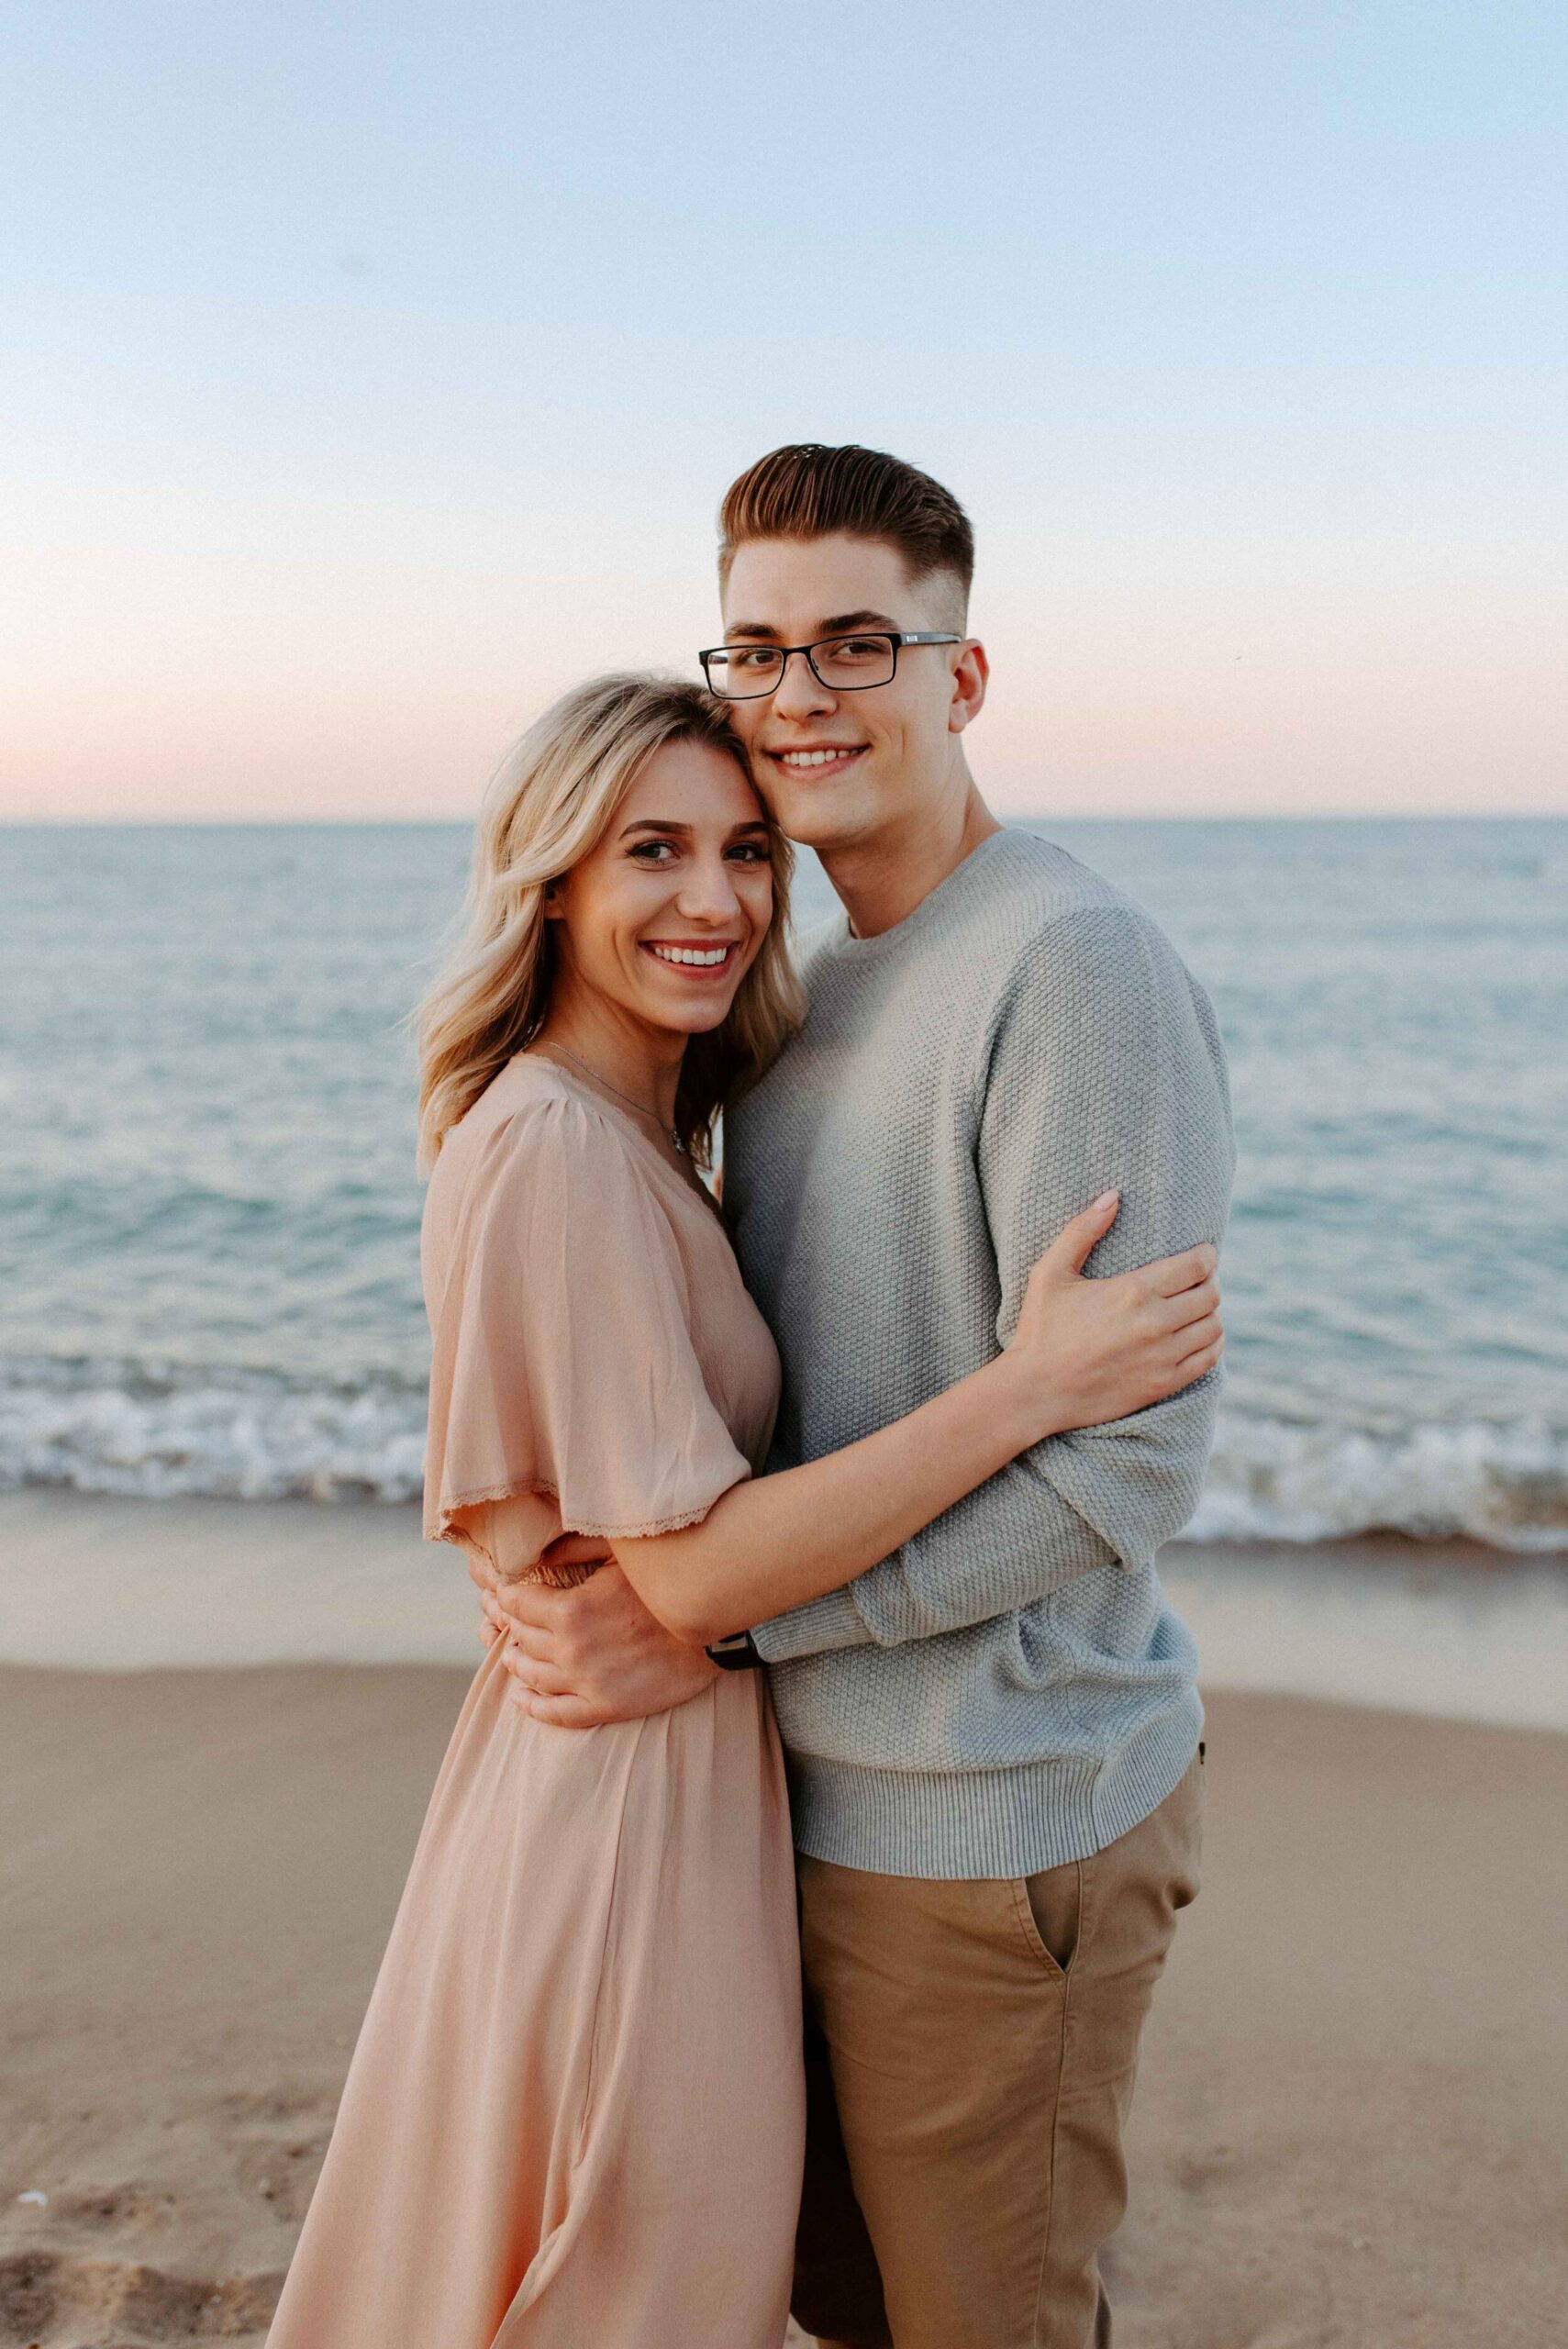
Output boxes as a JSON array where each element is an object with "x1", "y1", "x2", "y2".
[{"x1": 697, "y1": 630, "x2": 962, "y2": 701}]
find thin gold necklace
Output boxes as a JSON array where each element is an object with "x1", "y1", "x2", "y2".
[{"x1": 550, "y1": 1042, "x2": 686, "y2": 1154}]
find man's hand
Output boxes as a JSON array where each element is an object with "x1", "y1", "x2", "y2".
[
  {"x1": 478, "y1": 1556, "x2": 721, "y2": 1727},
  {"x1": 469, "y1": 1531, "x2": 606, "y2": 1641}
]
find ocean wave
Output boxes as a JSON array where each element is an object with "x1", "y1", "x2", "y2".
[
  {"x1": 2, "y1": 1365, "x2": 1566, "y2": 1551},
  {"x1": 1191, "y1": 1409, "x2": 1568, "y2": 1552},
  {"x1": 0, "y1": 1362, "x2": 427, "y2": 1504}
]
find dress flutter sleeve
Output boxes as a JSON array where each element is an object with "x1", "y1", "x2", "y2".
[{"x1": 423, "y1": 1094, "x2": 753, "y2": 1561}]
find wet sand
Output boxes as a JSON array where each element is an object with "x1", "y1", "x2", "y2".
[{"x1": 6, "y1": 1487, "x2": 1566, "y2": 1735}]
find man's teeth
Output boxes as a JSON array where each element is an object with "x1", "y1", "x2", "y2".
[
  {"x1": 650, "y1": 944, "x2": 731, "y2": 967},
  {"x1": 779, "y1": 748, "x2": 858, "y2": 768}
]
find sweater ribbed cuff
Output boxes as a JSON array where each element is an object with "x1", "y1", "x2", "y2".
[{"x1": 751, "y1": 1581, "x2": 871, "y2": 1663}]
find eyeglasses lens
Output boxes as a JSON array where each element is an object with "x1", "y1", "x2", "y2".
[{"x1": 706, "y1": 636, "x2": 897, "y2": 699}]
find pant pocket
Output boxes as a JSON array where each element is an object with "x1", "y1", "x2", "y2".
[{"x1": 1017, "y1": 1857, "x2": 1082, "y2": 1976}]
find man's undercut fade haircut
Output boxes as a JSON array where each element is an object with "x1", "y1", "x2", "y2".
[{"x1": 718, "y1": 442, "x2": 974, "y2": 617}]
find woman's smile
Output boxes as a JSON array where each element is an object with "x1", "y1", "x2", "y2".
[{"x1": 641, "y1": 938, "x2": 743, "y2": 976}]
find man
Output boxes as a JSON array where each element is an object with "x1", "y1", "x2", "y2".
[{"x1": 483, "y1": 444, "x2": 1234, "y2": 2347}]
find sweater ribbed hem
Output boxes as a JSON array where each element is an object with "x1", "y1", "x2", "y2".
[{"x1": 780, "y1": 1685, "x2": 1204, "y2": 1879}]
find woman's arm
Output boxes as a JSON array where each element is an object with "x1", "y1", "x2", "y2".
[{"x1": 615, "y1": 1190, "x2": 1221, "y2": 1649}]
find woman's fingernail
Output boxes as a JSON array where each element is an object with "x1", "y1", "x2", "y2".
[{"x1": 1094, "y1": 1189, "x2": 1118, "y2": 1208}]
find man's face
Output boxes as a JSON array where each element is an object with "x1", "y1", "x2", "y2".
[{"x1": 717, "y1": 533, "x2": 979, "y2": 854}]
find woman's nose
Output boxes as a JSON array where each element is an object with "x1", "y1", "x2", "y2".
[{"x1": 674, "y1": 856, "x2": 744, "y2": 919}]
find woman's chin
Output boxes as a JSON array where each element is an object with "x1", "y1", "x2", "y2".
[
  {"x1": 626, "y1": 984, "x2": 742, "y2": 1041},
  {"x1": 670, "y1": 997, "x2": 740, "y2": 1037}
]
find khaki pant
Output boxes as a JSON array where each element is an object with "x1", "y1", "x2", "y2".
[{"x1": 791, "y1": 1748, "x2": 1205, "y2": 2349}]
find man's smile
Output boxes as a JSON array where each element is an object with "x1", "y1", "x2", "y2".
[{"x1": 765, "y1": 744, "x2": 869, "y2": 777}]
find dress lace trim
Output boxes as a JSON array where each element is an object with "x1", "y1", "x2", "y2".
[{"x1": 427, "y1": 1476, "x2": 730, "y2": 1580}]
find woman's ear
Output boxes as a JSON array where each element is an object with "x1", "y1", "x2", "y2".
[{"x1": 541, "y1": 879, "x2": 564, "y2": 922}]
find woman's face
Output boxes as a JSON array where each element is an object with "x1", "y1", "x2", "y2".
[{"x1": 545, "y1": 738, "x2": 776, "y2": 1039}]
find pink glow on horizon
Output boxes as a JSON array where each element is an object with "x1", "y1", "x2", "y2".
[
  {"x1": 6, "y1": 622, "x2": 1562, "y2": 823},
  {"x1": 4, "y1": 528, "x2": 1563, "y2": 824}
]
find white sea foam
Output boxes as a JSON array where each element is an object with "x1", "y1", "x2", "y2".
[
  {"x1": 1192, "y1": 1408, "x2": 1568, "y2": 1552},
  {"x1": 2, "y1": 1365, "x2": 1566, "y2": 1551},
  {"x1": 0, "y1": 1364, "x2": 427, "y2": 1505}
]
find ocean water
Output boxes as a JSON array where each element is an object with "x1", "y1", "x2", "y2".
[{"x1": 1, "y1": 818, "x2": 1564, "y2": 1551}]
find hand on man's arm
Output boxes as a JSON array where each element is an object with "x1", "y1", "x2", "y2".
[{"x1": 751, "y1": 906, "x2": 1236, "y2": 1664}]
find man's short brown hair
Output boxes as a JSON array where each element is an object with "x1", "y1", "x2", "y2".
[{"x1": 718, "y1": 443, "x2": 974, "y2": 614}]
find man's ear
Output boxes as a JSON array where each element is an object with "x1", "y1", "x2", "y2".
[{"x1": 950, "y1": 639, "x2": 989, "y2": 735}]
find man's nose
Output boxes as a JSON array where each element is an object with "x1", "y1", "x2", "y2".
[{"x1": 771, "y1": 648, "x2": 835, "y2": 719}]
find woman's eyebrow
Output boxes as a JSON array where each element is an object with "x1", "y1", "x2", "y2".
[{"x1": 618, "y1": 818, "x2": 771, "y2": 841}]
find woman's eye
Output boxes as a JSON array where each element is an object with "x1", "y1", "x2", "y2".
[
  {"x1": 629, "y1": 841, "x2": 676, "y2": 863},
  {"x1": 727, "y1": 844, "x2": 767, "y2": 864}
]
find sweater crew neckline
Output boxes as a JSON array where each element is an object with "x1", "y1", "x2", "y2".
[{"x1": 818, "y1": 828, "x2": 1015, "y2": 963}]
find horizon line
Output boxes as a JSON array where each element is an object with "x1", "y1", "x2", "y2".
[{"x1": 2, "y1": 807, "x2": 1562, "y2": 832}]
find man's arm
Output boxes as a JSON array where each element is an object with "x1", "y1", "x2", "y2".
[{"x1": 751, "y1": 905, "x2": 1235, "y2": 1664}]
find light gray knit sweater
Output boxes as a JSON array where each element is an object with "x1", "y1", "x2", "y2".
[{"x1": 723, "y1": 829, "x2": 1235, "y2": 1879}]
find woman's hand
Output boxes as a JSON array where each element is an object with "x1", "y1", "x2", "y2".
[{"x1": 1006, "y1": 1190, "x2": 1222, "y2": 1436}]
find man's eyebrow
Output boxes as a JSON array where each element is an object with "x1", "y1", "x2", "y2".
[
  {"x1": 723, "y1": 608, "x2": 900, "y2": 641},
  {"x1": 819, "y1": 609, "x2": 899, "y2": 632}
]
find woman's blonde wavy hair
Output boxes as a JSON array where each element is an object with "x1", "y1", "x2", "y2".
[{"x1": 415, "y1": 674, "x2": 804, "y2": 1174}]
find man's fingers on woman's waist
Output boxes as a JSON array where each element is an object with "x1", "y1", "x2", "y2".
[
  {"x1": 506, "y1": 1684, "x2": 603, "y2": 1729},
  {"x1": 498, "y1": 1646, "x2": 578, "y2": 1698},
  {"x1": 490, "y1": 1616, "x2": 561, "y2": 1668},
  {"x1": 482, "y1": 1580, "x2": 558, "y2": 1631},
  {"x1": 492, "y1": 1620, "x2": 557, "y2": 1666},
  {"x1": 483, "y1": 1592, "x2": 567, "y2": 1660},
  {"x1": 489, "y1": 1575, "x2": 597, "y2": 1630}
]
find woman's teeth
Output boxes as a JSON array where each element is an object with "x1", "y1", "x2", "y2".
[{"x1": 649, "y1": 944, "x2": 732, "y2": 967}]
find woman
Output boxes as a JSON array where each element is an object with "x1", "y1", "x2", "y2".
[{"x1": 266, "y1": 674, "x2": 1222, "y2": 2349}]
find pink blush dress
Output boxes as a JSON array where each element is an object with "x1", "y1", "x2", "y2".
[{"x1": 266, "y1": 1057, "x2": 805, "y2": 2349}]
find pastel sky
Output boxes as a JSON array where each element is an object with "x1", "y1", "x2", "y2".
[{"x1": 3, "y1": 2, "x2": 1563, "y2": 821}]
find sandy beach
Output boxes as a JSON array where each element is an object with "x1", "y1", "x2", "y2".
[{"x1": 3, "y1": 1497, "x2": 1566, "y2": 2346}]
